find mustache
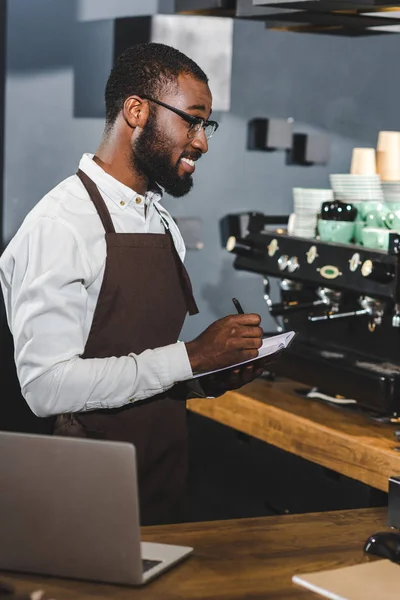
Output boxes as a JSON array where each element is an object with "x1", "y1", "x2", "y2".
[{"x1": 180, "y1": 151, "x2": 202, "y2": 162}]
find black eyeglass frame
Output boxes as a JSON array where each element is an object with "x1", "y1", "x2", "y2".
[{"x1": 142, "y1": 96, "x2": 219, "y2": 140}]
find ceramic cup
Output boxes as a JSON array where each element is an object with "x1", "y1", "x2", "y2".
[
  {"x1": 361, "y1": 227, "x2": 391, "y2": 250},
  {"x1": 383, "y1": 210, "x2": 400, "y2": 232},
  {"x1": 287, "y1": 213, "x2": 296, "y2": 235},
  {"x1": 317, "y1": 219, "x2": 355, "y2": 244},
  {"x1": 364, "y1": 212, "x2": 385, "y2": 228},
  {"x1": 354, "y1": 220, "x2": 365, "y2": 244},
  {"x1": 358, "y1": 201, "x2": 390, "y2": 221}
]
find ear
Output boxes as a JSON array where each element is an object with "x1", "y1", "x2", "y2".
[{"x1": 122, "y1": 96, "x2": 149, "y2": 129}]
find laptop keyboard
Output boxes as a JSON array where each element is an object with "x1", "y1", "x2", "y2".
[{"x1": 142, "y1": 558, "x2": 162, "y2": 572}]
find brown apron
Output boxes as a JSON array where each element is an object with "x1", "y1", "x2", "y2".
[{"x1": 54, "y1": 169, "x2": 198, "y2": 526}]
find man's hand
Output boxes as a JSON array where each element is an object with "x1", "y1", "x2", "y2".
[
  {"x1": 185, "y1": 314, "x2": 263, "y2": 375},
  {"x1": 199, "y1": 354, "x2": 277, "y2": 397},
  {"x1": 200, "y1": 363, "x2": 263, "y2": 397}
]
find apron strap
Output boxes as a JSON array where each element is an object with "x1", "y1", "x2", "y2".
[
  {"x1": 154, "y1": 205, "x2": 199, "y2": 316},
  {"x1": 77, "y1": 169, "x2": 116, "y2": 234}
]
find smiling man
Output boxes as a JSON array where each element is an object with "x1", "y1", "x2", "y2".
[{"x1": 0, "y1": 43, "x2": 265, "y2": 526}]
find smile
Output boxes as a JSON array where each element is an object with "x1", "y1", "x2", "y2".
[{"x1": 180, "y1": 157, "x2": 196, "y2": 174}]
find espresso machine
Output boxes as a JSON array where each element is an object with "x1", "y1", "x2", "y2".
[{"x1": 221, "y1": 211, "x2": 400, "y2": 417}]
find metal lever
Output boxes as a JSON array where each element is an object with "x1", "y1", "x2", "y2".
[
  {"x1": 270, "y1": 300, "x2": 325, "y2": 316},
  {"x1": 309, "y1": 309, "x2": 368, "y2": 322}
]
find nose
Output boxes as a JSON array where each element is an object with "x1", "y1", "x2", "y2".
[{"x1": 191, "y1": 128, "x2": 208, "y2": 154}]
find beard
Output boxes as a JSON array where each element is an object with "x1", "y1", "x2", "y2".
[{"x1": 131, "y1": 114, "x2": 196, "y2": 198}]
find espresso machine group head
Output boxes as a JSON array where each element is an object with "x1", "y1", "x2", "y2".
[{"x1": 221, "y1": 211, "x2": 400, "y2": 417}]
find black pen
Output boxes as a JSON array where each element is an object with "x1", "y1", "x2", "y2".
[{"x1": 232, "y1": 297, "x2": 244, "y2": 314}]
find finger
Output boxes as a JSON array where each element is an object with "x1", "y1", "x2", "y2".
[
  {"x1": 239, "y1": 365, "x2": 264, "y2": 385},
  {"x1": 236, "y1": 370, "x2": 256, "y2": 387},
  {"x1": 239, "y1": 326, "x2": 263, "y2": 338},
  {"x1": 228, "y1": 313, "x2": 261, "y2": 326}
]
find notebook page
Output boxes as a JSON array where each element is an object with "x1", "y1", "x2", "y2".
[{"x1": 193, "y1": 331, "x2": 296, "y2": 379}]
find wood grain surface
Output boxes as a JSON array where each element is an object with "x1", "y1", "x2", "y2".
[
  {"x1": 187, "y1": 378, "x2": 400, "y2": 491},
  {"x1": 0, "y1": 507, "x2": 388, "y2": 599}
]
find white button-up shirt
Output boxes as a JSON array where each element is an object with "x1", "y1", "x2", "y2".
[{"x1": 0, "y1": 154, "x2": 194, "y2": 417}]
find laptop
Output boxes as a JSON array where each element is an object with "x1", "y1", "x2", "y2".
[{"x1": 0, "y1": 431, "x2": 193, "y2": 585}]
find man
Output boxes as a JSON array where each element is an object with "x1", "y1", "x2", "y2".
[{"x1": 0, "y1": 43, "x2": 264, "y2": 525}]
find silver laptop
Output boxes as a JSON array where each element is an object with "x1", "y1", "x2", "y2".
[{"x1": 0, "y1": 431, "x2": 193, "y2": 585}]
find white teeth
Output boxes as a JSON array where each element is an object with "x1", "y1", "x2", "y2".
[{"x1": 182, "y1": 158, "x2": 195, "y2": 166}]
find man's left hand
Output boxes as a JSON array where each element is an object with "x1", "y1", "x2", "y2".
[{"x1": 200, "y1": 360, "x2": 269, "y2": 398}]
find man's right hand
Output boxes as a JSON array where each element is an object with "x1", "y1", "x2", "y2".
[{"x1": 185, "y1": 314, "x2": 263, "y2": 375}]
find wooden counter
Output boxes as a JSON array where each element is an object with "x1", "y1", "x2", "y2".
[
  {"x1": 187, "y1": 378, "x2": 400, "y2": 492},
  {"x1": 0, "y1": 507, "x2": 389, "y2": 599}
]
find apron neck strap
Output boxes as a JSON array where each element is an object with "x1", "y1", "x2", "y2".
[
  {"x1": 154, "y1": 205, "x2": 199, "y2": 316},
  {"x1": 153, "y1": 204, "x2": 170, "y2": 232},
  {"x1": 77, "y1": 169, "x2": 116, "y2": 234}
]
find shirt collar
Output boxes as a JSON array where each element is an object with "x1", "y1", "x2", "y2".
[{"x1": 78, "y1": 153, "x2": 162, "y2": 211}]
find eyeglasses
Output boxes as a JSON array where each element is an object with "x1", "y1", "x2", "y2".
[{"x1": 142, "y1": 96, "x2": 219, "y2": 140}]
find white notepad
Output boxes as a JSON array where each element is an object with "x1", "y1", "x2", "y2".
[
  {"x1": 292, "y1": 559, "x2": 400, "y2": 600},
  {"x1": 193, "y1": 330, "x2": 296, "y2": 378}
]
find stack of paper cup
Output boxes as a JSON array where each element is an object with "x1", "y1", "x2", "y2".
[
  {"x1": 330, "y1": 174, "x2": 383, "y2": 208},
  {"x1": 376, "y1": 131, "x2": 400, "y2": 182},
  {"x1": 350, "y1": 148, "x2": 376, "y2": 176},
  {"x1": 292, "y1": 188, "x2": 333, "y2": 238},
  {"x1": 382, "y1": 181, "x2": 400, "y2": 204}
]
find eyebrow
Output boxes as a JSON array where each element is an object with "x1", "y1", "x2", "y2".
[{"x1": 186, "y1": 104, "x2": 213, "y2": 117}]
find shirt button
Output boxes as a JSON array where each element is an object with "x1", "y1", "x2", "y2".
[
  {"x1": 136, "y1": 197, "x2": 142, "y2": 204},
  {"x1": 120, "y1": 200, "x2": 125, "y2": 206}
]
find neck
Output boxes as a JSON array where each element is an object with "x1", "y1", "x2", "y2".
[{"x1": 94, "y1": 128, "x2": 149, "y2": 195}]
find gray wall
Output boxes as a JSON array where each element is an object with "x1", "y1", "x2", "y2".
[{"x1": 4, "y1": 0, "x2": 400, "y2": 340}]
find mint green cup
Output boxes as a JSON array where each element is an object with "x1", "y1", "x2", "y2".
[
  {"x1": 358, "y1": 201, "x2": 390, "y2": 222},
  {"x1": 361, "y1": 227, "x2": 391, "y2": 250},
  {"x1": 363, "y1": 212, "x2": 385, "y2": 228},
  {"x1": 354, "y1": 220, "x2": 365, "y2": 244},
  {"x1": 383, "y1": 210, "x2": 400, "y2": 232},
  {"x1": 385, "y1": 202, "x2": 400, "y2": 212},
  {"x1": 317, "y1": 220, "x2": 355, "y2": 244}
]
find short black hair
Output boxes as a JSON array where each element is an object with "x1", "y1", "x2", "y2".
[{"x1": 105, "y1": 42, "x2": 209, "y2": 128}]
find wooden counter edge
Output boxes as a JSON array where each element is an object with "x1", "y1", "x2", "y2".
[{"x1": 187, "y1": 380, "x2": 400, "y2": 492}]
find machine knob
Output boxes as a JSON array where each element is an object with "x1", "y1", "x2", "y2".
[
  {"x1": 278, "y1": 255, "x2": 289, "y2": 271},
  {"x1": 267, "y1": 238, "x2": 279, "y2": 257},
  {"x1": 361, "y1": 260, "x2": 395, "y2": 284},
  {"x1": 306, "y1": 245, "x2": 318, "y2": 265},
  {"x1": 287, "y1": 256, "x2": 299, "y2": 273},
  {"x1": 393, "y1": 314, "x2": 400, "y2": 328},
  {"x1": 349, "y1": 252, "x2": 361, "y2": 272},
  {"x1": 226, "y1": 236, "x2": 256, "y2": 257}
]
